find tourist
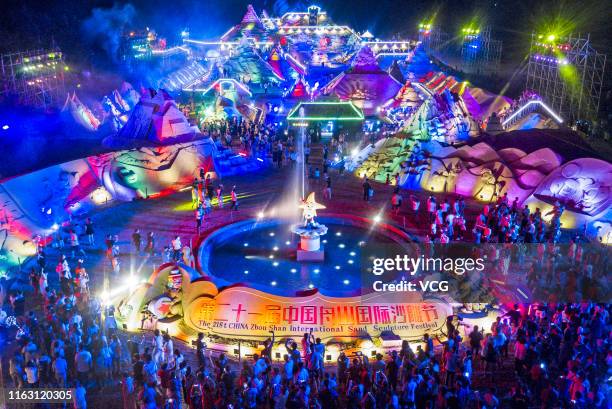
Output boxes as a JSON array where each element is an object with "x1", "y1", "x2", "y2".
[
  {"x1": 216, "y1": 184, "x2": 224, "y2": 208},
  {"x1": 153, "y1": 329, "x2": 164, "y2": 366},
  {"x1": 56, "y1": 255, "x2": 72, "y2": 294},
  {"x1": 84, "y1": 218, "x2": 95, "y2": 246},
  {"x1": 75, "y1": 343, "x2": 93, "y2": 385},
  {"x1": 323, "y1": 176, "x2": 332, "y2": 199},
  {"x1": 195, "y1": 203, "x2": 204, "y2": 233},
  {"x1": 132, "y1": 228, "x2": 142, "y2": 255},
  {"x1": 230, "y1": 185, "x2": 238, "y2": 211},
  {"x1": 96, "y1": 336, "x2": 113, "y2": 386},
  {"x1": 140, "y1": 381, "x2": 157, "y2": 409},
  {"x1": 408, "y1": 194, "x2": 420, "y2": 220},
  {"x1": 52, "y1": 352, "x2": 68, "y2": 387},
  {"x1": 69, "y1": 230, "x2": 84, "y2": 260},
  {"x1": 74, "y1": 380, "x2": 87, "y2": 409},
  {"x1": 362, "y1": 178, "x2": 372, "y2": 201},
  {"x1": 191, "y1": 178, "x2": 199, "y2": 209},
  {"x1": 426, "y1": 195, "x2": 436, "y2": 223},
  {"x1": 145, "y1": 232, "x2": 155, "y2": 256},
  {"x1": 162, "y1": 332, "x2": 174, "y2": 365},
  {"x1": 74, "y1": 260, "x2": 89, "y2": 297},
  {"x1": 285, "y1": 339, "x2": 301, "y2": 367},
  {"x1": 171, "y1": 236, "x2": 182, "y2": 261},
  {"x1": 391, "y1": 188, "x2": 403, "y2": 215},
  {"x1": 24, "y1": 360, "x2": 39, "y2": 389}
]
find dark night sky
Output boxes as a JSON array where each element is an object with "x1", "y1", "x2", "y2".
[{"x1": 0, "y1": 0, "x2": 610, "y2": 63}]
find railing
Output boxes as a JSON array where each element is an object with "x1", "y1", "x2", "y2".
[{"x1": 501, "y1": 95, "x2": 563, "y2": 129}]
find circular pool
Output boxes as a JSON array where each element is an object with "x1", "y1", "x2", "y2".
[{"x1": 197, "y1": 216, "x2": 411, "y2": 297}]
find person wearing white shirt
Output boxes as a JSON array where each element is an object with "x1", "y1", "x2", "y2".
[
  {"x1": 52, "y1": 353, "x2": 68, "y2": 387},
  {"x1": 75, "y1": 346, "x2": 92, "y2": 384},
  {"x1": 152, "y1": 330, "x2": 164, "y2": 365},
  {"x1": 171, "y1": 236, "x2": 182, "y2": 261},
  {"x1": 24, "y1": 361, "x2": 38, "y2": 387},
  {"x1": 162, "y1": 333, "x2": 173, "y2": 365}
]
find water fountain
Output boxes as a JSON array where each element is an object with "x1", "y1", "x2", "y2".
[
  {"x1": 194, "y1": 107, "x2": 409, "y2": 296},
  {"x1": 292, "y1": 192, "x2": 328, "y2": 261}
]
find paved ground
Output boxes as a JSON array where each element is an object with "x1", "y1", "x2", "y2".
[{"x1": 8, "y1": 139, "x2": 500, "y2": 299}]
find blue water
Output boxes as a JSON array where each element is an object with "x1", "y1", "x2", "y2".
[{"x1": 201, "y1": 218, "x2": 407, "y2": 296}]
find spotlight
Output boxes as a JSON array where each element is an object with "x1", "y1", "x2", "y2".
[
  {"x1": 1, "y1": 125, "x2": 8, "y2": 130},
  {"x1": 125, "y1": 275, "x2": 139, "y2": 288},
  {"x1": 99, "y1": 291, "x2": 110, "y2": 306},
  {"x1": 91, "y1": 187, "x2": 111, "y2": 205},
  {"x1": 373, "y1": 214, "x2": 382, "y2": 223},
  {"x1": 257, "y1": 211, "x2": 265, "y2": 219}
]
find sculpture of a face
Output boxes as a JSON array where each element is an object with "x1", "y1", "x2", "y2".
[
  {"x1": 549, "y1": 179, "x2": 580, "y2": 200},
  {"x1": 117, "y1": 167, "x2": 139, "y2": 185},
  {"x1": 534, "y1": 159, "x2": 611, "y2": 216}
]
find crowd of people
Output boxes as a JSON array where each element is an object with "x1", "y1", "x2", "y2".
[
  {"x1": 6, "y1": 267, "x2": 610, "y2": 409},
  {"x1": 383, "y1": 181, "x2": 570, "y2": 247},
  {"x1": 0, "y1": 114, "x2": 609, "y2": 409},
  {"x1": 497, "y1": 90, "x2": 542, "y2": 126}
]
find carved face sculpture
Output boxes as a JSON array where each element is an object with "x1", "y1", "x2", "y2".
[
  {"x1": 117, "y1": 167, "x2": 139, "y2": 185},
  {"x1": 535, "y1": 159, "x2": 612, "y2": 216}
]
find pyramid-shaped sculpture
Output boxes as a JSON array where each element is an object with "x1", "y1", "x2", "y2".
[
  {"x1": 222, "y1": 4, "x2": 268, "y2": 41},
  {"x1": 322, "y1": 46, "x2": 402, "y2": 115}
]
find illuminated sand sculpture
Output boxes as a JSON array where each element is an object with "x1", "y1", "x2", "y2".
[{"x1": 292, "y1": 192, "x2": 328, "y2": 260}]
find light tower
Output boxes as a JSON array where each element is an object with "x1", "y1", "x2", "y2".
[
  {"x1": 525, "y1": 32, "x2": 607, "y2": 123},
  {"x1": 0, "y1": 48, "x2": 67, "y2": 108},
  {"x1": 459, "y1": 25, "x2": 502, "y2": 72}
]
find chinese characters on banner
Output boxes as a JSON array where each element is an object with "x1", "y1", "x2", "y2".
[{"x1": 185, "y1": 287, "x2": 451, "y2": 340}]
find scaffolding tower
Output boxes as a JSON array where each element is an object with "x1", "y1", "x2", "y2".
[
  {"x1": 419, "y1": 26, "x2": 452, "y2": 57},
  {"x1": 460, "y1": 26, "x2": 502, "y2": 70},
  {"x1": 526, "y1": 33, "x2": 607, "y2": 123},
  {"x1": 0, "y1": 48, "x2": 67, "y2": 108}
]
